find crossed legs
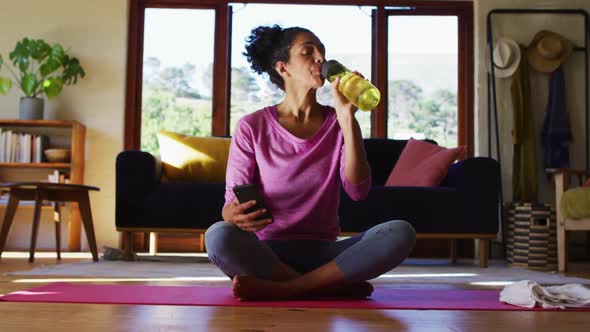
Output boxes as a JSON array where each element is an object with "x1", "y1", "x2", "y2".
[{"x1": 205, "y1": 220, "x2": 416, "y2": 301}]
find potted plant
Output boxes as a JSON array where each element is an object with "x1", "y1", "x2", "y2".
[{"x1": 0, "y1": 38, "x2": 85, "y2": 120}]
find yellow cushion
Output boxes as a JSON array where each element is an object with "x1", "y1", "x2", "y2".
[
  {"x1": 561, "y1": 186, "x2": 590, "y2": 219},
  {"x1": 157, "y1": 130, "x2": 230, "y2": 183}
]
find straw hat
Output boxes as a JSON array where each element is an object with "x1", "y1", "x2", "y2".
[
  {"x1": 491, "y1": 37, "x2": 521, "y2": 78},
  {"x1": 527, "y1": 30, "x2": 573, "y2": 73}
]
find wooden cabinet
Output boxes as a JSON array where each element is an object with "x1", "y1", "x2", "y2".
[{"x1": 0, "y1": 120, "x2": 85, "y2": 251}]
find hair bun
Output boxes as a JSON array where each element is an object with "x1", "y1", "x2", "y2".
[
  {"x1": 242, "y1": 25, "x2": 312, "y2": 90},
  {"x1": 243, "y1": 25, "x2": 283, "y2": 74}
]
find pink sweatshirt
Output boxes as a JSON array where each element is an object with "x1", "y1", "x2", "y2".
[{"x1": 224, "y1": 105, "x2": 371, "y2": 241}]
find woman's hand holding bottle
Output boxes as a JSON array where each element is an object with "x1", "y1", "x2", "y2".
[{"x1": 322, "y1": 59, "x2": 381, "y2": 111}]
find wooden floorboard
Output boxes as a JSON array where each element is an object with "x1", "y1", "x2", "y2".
[{"x1": 1, "y1": 254, "x2": 589, "y2": 332}]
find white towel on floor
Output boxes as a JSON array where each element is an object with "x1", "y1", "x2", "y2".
[{"x1": 500, "y1": 280, "x2": 590, "y2": 309}]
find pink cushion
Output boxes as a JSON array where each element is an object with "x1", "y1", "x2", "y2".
[
  {"x1": 385, "y1": 138, "x2": 466, "y2": 187},
  {"x1": 583, "y1": 178, "x2": 590, "y2": 187}
]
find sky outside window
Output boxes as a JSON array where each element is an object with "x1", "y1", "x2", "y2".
[
  {"x1": 141, "y1": 8, "x2": 215, "y2": 154},
  {"x1": 387, "y1": 15, "x2": 458, "y2": 147}
]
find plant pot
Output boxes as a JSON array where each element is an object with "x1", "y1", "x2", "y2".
[{"x1": 19, "y1": 97, "x2": 44, "y2": 120}]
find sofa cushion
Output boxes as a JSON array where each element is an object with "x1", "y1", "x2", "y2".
[
  {"x1": 363, "y1": 139, "x2": 408, "y2": 185},
  {"x1": 561, "y1": 187, "x2": 590, "y2": 219},
  {"x1": 157, "y1": 131, "x2": 230, "y2": 183},
  {"x1": 385, "y1": 138, "x2": 465, "y2": 187}
]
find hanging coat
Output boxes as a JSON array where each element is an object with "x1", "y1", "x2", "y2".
[
  {"x1": 511, "y1": 45, "x2": 538, "y2": 203},
  {"x1": 541, "y1": 65, "x2": 572, "y2": 172}
]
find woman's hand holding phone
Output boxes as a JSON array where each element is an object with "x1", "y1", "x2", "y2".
[{"x1": 224, "y1": 198, "x2": 273, "y2": 232}]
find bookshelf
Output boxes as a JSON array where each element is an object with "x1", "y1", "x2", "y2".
[{"x1": 0, "y1": 119, "x2": 86, "y2": 251}]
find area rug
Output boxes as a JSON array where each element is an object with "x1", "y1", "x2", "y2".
[
  {"x1": 2, "y1": 282, "x2": 589, "y2": 311},
  {"x1": 7, "y1": 258, "x2": 590, "y2": 286}
]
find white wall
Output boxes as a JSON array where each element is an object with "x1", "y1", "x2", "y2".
[
  {"x1": 475, "y1": 0, "x2": 590, "y2": 204},
  {"x1": 0, "y1": 0, "x2": 128, "y2": 250}
]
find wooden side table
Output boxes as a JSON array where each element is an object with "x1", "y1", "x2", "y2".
[{"x1": 0, "y1": 182, "x2": 100, "y2": 262}]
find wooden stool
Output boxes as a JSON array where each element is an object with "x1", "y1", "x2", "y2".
[{"x1": 0, "y1": 182, "x2": 100, "y2": 262}]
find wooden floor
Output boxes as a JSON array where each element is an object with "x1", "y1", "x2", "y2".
[{"x1": 1, "y1": 254, "x2": 590, "y2": 332}]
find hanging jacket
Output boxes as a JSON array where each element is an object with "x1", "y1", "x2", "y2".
[
  {"x1": 541, "y1": 65, "x2": 572, "y2": 172},
  {"x1": 511, "y1": 45, "x2": 537, "y2": 203}
]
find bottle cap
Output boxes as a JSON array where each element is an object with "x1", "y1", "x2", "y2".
[{"x1": 321, "y1": 60, "x2": 347, "y2": 80}]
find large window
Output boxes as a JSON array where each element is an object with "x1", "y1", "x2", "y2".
[
  {"x1": 140, "y1": 8, "x2": 214, "y2": 155},
  {"x1": 387, "y1": 15, "x2": 458, "y2": 147},
  {"x1": 126, "y1": 1, "x2": 473, "y2": 154}
]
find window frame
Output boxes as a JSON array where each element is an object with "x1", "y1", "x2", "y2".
[{"x1": 125, "y1": 0, "x2": 473, "y2": 156}]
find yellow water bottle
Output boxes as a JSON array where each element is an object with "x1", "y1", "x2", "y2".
[{"x1": 321, "y1": 60, "x2": 381, "y2": 111}]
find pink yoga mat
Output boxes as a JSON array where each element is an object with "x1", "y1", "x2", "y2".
[{"x1": 1, "y1": 282, "x2": 588, "y2": 311}]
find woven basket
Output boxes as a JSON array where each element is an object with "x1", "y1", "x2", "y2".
[{"x1": 505, "y1": 202, "x2": 557, "y2": 271}]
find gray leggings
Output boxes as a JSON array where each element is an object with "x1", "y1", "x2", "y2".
[{"x1": 205, "y1": 220, "x2": 416, "y2": 282}]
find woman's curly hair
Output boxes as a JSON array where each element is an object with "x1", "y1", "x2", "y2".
[{"x1": 243, "y1": 25, "x2": 312, "y2": 90}]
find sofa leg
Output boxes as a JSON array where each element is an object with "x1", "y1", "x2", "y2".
[
  {"x1": 149, "y1": 232, "x2": 158, "y2": 255},
  {"x1": 122, "y1": 231, "x2": 135, "y2": 261},
  {"x1": 450, "y1": 239, "x2": 458, "y2": 264},
  {"x1": 479, "y1": 239, "x2": 488, "y2": 268},
  {"x1": 200, "y1": 232, "x2": 206, "y2": 252},
  {"x1": 118, "y1": 232, "x2": 124, "y2": 250},
  {"x1": 557, "y1": 220, "x2": 568, "y2": 272},
  {"x1": 142, "y1": 232, "x2": 150, "y2": 251}
]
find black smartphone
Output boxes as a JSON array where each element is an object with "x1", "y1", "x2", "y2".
[{"x1": 232, "y1": 184, "x2": 273, "y2": 221}]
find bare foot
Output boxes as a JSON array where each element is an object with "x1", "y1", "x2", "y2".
[
  {"x1": 307, "y1": 281, "x2": 374, "y2": 299},
  {"x1": 232, "y1": 275, "x2": 374, "y2": 301},
  {"x1": 232, "y1": 275, "x2": 296, "y2": 301}
]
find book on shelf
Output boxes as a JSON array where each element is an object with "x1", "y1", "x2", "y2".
[{"x1": 0, "y1": 129, "x2": 49, "y2": 163}]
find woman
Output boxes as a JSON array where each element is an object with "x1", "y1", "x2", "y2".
[{"x1": 205, "y1": 25, "x2": 416, "y2": 301}]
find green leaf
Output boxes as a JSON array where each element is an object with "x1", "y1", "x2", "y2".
[
  {"x1": 43, "y1": 77, "x2": 63, "y2": 99},
  {"x1": 21, "y1": 73, "x2": 37, "y2": 96},
  {"x1": 9, "y1": 38, "x2": 31, "y2": 72},
  {"x1": 50, "y1": 44, "x2": 65, "y2": 61},
  {"x1": 40, "y1": 58, "x2": 60, "y2": 77},
  {"x1": 30, "y1": 39, "x2": 51, "y2": 61},
  {"x1": 0, "y1": 54, "x2": 3, "y2": 67},
  {"x1": 61, "y1": 55, "x2": 85, "y2": 85},
  {"x1": 0, "y1": 77, "x2": 13, "y2": 95}
]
